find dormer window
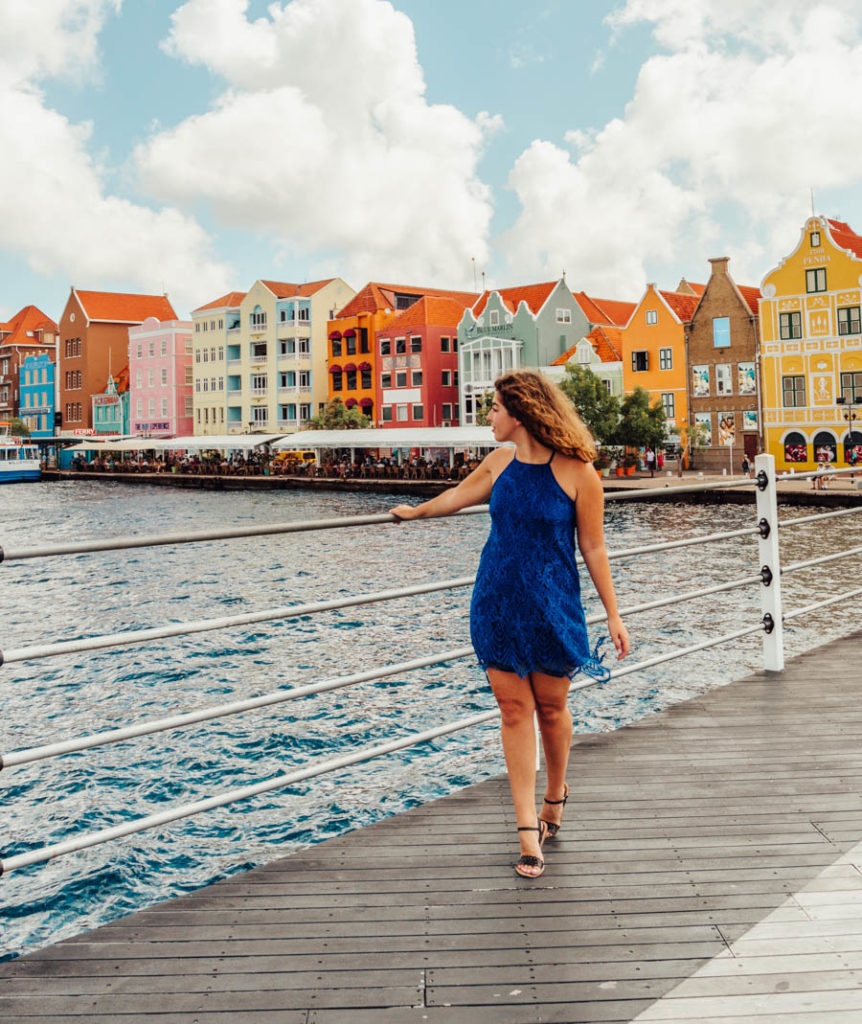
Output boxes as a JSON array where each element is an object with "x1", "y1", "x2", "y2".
[
  {"x1": 489, "y1": 310, "x2": 499, "y2": 326},
  {"x1": 646, "y1": 310, "x2": 658, "y2": 325},
  {"x1": 810, "y1": 230, "x2": 821, "y2": 247}
]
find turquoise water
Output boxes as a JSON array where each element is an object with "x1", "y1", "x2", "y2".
[{"x1": 0, "y1": 480, "x2": 856, "y2": 960}]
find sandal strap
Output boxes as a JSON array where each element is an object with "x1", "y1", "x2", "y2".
[
  {"x1": 516, "y1": 855, "x2": 544, "y2": 868},
  {"x1": 517, "y1": 825, "x2": 540, "y2": 833}
]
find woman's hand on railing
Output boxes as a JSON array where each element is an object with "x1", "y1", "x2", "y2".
[
  {"x1": 608, "y1": 613, "x2": 630, "y2": 660},
  {"x1": 390, "y1": 504, "x2": 422, "y2": 521}
]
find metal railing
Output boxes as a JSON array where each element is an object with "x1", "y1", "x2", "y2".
[{"x1": 1, "y1": 454, "x2": 860, "y2": 875}]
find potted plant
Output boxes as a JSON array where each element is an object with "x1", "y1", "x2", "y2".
[
  {"x1": 623, "y1": 452, "x2": 638, "y2": 476},
  {"x1": 594, "y1": 449, "x2": 611, "y2": 477}
]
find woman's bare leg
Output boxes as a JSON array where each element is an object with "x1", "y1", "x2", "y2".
[
  {"x1": 487, "y1": 668, "x2": 543, "y2": 869},
  {"x1": 531, "y1": 672, "x2": 573, "y2": 829}
]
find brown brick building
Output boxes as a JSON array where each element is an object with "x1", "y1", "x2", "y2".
[
  {"x1": 686, "y1": 258, "x2": 761, "y2": 472},
  {"x1": 58, "y1": 289, "x2": 176, "y2": 432}
]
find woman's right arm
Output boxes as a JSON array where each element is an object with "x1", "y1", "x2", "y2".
[{"x1": 390, "y1": 448, "x2": 508, "y2": 520}]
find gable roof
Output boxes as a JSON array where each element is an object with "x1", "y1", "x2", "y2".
[
  {"x1": 335, "y1": 282, "x2": 478, "y2": 320},
  {"x1": 0, "y1": 304, "x2": 58, "y2": 347},
  {"x1": 193, "y1": 291, "x2": 247, "y2": 313},
  {"x1": 471, "y1": 280, "x2": 560, "y2": 319},
  {"x1": 737, "y1": 285, "x2": 761, "y2": 315},
  {"x1": 552, "y1": 325, "x2": 622, "y2": 366},
  {"x1": 260, "y1": 278, "x2": 336, "y2": 299},
  {"x1": 659, "y1": 290, "x2": 700, "y2": 323},
  {"x1": 379, "y1": 295, "x2": 477, "y2": 333},
  {"x1": 74, "y1": 290, "x2": 177, "y2": 324},
  {"x1": 826, "y1": 218, "x2": 862, "y2": 259},
  {"x1": 573, "y1": 292, "x2": 636, "y2": 327}
]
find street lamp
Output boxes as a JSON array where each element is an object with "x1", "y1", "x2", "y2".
[{"x1": 837, "y1": 395, "x2": 862, "y2": 464}]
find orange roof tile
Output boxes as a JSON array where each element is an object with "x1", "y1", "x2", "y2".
[
  {"x1": 574, "y1": 292, "x2": 636, "y2": 327},
  {"x1": 472, "y1": 281, "x2": 558, "y2": 318},
  {"x1": 75, "y1": 290, "x2": 177, "y2": 324},
  {"x1": 261, "y1": 278, "x2": 336, "y2": 298},
  {"x1": 0, "y1": 304, "x2": 58, "y2": 347},
  {"x1": 552, "y1": 325, "x2": 622, "y2": 366},
  {"x1": 380, "y1": 295, "x2": 475, "y2": 333},
  {"x1": 659, "y1": 290, "x2": 700, "y2": 323},
  {"x1": 827, "y1": 218, "x2": 862, "y2": 259},
  {"x1": 737, "y1": 285, "x2": 761, "y2": 315},
  {"x1": 193, "y1": 291, "x2": 247, "y2": 312},
  {"x1": 335, "y1": 282, "x2": 478, "y2": 320}
]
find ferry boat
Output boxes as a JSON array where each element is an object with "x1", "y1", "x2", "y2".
[{"x1": 0, "y1": 422, "x2": 41, "y2": 482}]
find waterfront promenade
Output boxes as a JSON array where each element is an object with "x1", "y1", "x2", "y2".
[{"x1": 3, "y1": 629, "x2": 862, "y2": 1022}]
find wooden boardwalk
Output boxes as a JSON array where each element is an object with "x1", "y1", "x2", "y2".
[{"x1": 3, "y1": 630, "x2": 862, "y2": 1023}]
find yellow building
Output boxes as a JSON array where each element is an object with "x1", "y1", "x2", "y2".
[
  {"x1": 760, "y1": 216, "x2": 862, "y2": 470},
  {"x1": 191, "y1": 291, "x2": 246, "y2": 435}
]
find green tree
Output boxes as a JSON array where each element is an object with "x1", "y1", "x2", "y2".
[
  {"x1": 616, "y1": 387, "x2": 667, "y2": 450},
  {"x1": 308, "y1": 398, "x2": 370, "y2": 430},
  {"x1": 8, "y1": 417, "x2": 30, "y2": 437},
  {"x1": 474, "y1": 391, "x2": 494, "y2": 426},
  {"x1": 557, "y1": 364, "x2": 620, "y2": 445}
]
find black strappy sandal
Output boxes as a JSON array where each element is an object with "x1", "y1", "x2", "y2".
[
  {"x1": 540, "y1": 783, "x2": 569, "y2": 840},
  {"x1": 514, "y1": 822, "x2": 547, "y2": 879}
]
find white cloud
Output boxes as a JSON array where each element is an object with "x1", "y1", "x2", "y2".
[
  {"x1": 504, "y1": 0, "x2": 862, "y2": 295},
  {"x1": 0, "y1": 0, "x2": 232, "y2": 317},
  {"x1": 136, "y1": 0, "x2": 495, "y2": 287}
]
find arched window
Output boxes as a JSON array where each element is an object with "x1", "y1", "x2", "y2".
[
  {"x1": 783, "y1": 431, "x2": 808, "y2": 464},
  {"x1": 844, "y1": 430, "x2": 862, "y2": 464},
  {"x1": 813, "y1": 431, "x2": 837, "y2": 464}
]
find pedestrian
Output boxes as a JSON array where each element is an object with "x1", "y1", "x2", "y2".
[
  {"x1": 741, "y1": 454, "x2": 750, "y2": 478},
  {"x1": 390, "y1": 371, "x2": 629, "y2": 880},
  {"x1": 645, "y1": 447, "x2": 655, "y2": 477}
]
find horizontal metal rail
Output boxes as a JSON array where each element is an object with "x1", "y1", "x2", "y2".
[
  {"x1": 782, "y1": 543, "x2": 862, "y2": 576},
  {"x1": 606, "y1": 525, "x2": 760, "y2": 561},
  {"x1": 0, "y1": 576, "x2": 474, "y2": 667},
  {"x1": 2, "y1": 572, "x2": 761, "y2": 767},
  {"x1": 0, "y1": 613, "x2": 767, "y2": 874},
  {"x1": 783, "y1": 584, "x2": 862, "y2": 623},
  {"x1": 778, "y1": 466, "x2": 861, "y2": 482},
  {"x1": 780, "y1": 506, "x2": 862, "y2": 531},
  {"x1": 0, "y1": 478, "x2": 764, "y2": 564}
]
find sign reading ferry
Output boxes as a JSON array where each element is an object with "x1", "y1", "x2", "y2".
[{"x1": 73, "y1": 428, "x2": 96, "y2": 435}]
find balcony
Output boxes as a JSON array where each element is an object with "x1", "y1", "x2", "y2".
[{"x1": 250, "y1": 388, "x2": 268, "y2": 397}]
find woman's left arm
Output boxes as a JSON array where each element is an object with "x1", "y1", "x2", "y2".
[{"x1": 571, "y1": 461, "x2": 630, "y2": 660}]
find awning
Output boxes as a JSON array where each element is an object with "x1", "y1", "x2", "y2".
[
  {"x1": 273, "y1": 426, "x2": 497, "y2": 451},
  {"x1": 343, "y1": 328, "x2": 356, "y2": 337},
  {"x1": 147, "y1": 433, "x2": 288, "y2": 451},
  {"x1": 342, "y1": 362, "x2": 357, "y2": 372},
  {"x1": 329, "y1": 364, "x2": 342, "y2": 373},
  {"x1": 359, "y1": 397, "x2": 373, "y2": 407},
  {"x1": 358, "y1": 361, "x2": 371, "y2": 371},
  {"x1": 344, "y1": 397, "x2": 358, "y2": 408},
  {"x1": 328, "y1": 330, "x2": 342, "y2": 340}
]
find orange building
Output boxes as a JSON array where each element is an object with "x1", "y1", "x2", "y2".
[
  {"x1": 327, "y1": 283, "x2": 476, "y2": 424},
  {"x1": 620, "y1": 284, "x2": 700, "y2": 434}
]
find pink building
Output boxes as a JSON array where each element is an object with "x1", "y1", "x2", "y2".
[{"x1": 128, "y1": 317, "x2": 194, "y2": 437}]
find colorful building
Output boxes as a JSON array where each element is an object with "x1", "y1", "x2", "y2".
[
  {"x1": 686, "y1": 258, "x2": 761, "y2": 471},
  {"x1": 128, "y1": 317, "x2": 194, "y2": 437},
  {"x1": 548, "y1": 325, "x2": 624, "y2": 398},
  {"x1": 760, "y1": 216, "x2": 862, "y2": 470},
  {"x1": 620, "y1": 284, "x2": 700, "y2": 434},
  {"x1": 19, "y1": 353, "x2": 56, "y2": 437},
  {"x1": 190, "y1": 291, "x2": 245, "y2": 436},
  {"x1": 58, "y1": 290, "x2": 176, "y2": 432},
  {"x1": 92, "y1": 368, "x2": 130, "y2": 435},
  {"x1": 328, "y1": 283, "x2": 474, "y2": 424},
  {"x1": 374, "y1": 295, "x2": 477, "y2": 427},
  {"x1": 456, "y1": 279, "x2": 590, "y2": 425},
  {"x1": 0, "y1": 305, "x2": 58, "y2": 423},
  {"x1": 222, "y1": 278, "x2": 354, "y2": 434}
]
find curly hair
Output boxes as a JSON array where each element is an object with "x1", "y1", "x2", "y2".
[{"x1": 494, "y1": 370, "x2": 597, "y2": 462}]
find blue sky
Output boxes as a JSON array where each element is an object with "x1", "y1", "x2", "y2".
[{"x1": 2, "y1": 0, "x2": 861, "y2": 323}]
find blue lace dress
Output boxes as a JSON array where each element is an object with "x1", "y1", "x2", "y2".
[{"x1": 470, "y1": 451, "x2": 608, "y2": 681}]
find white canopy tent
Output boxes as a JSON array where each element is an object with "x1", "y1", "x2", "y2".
[
  {"x1": 145, "y1": 434, "x2": 287, "y2": 451},
  {"x1": 271, "y1": 427, "x2": 497, "y2": 451}
]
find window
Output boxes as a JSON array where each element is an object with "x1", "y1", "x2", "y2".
[
  {"x1": 631, "y1": 351, "x2": 649, "y2": 372},
  {"x1": 161, "y1": 340, "x2": 168, "y2": 356},
  {"x1": 161, "y1": 368, "x2": 168, "y2": 385},
  {"x1": 779, "y1": 311, "x2": 802, "y2": 340},
  {"x1": 782, "y1": 374, "x2": 806, "y2": 407},
  {"x1": 148, "y1": 397, "x2": 155, "y2": 416},
  {"x1": 299, "y1": 402, "x2": 311, "y2": 420},
  {"x1": 442, "y1": 403, "x2": 452, "y2": 420},
  {"x1": 715, "y1": 364, "x2": 733, "y2": 395},
  {"x1": 361, "y1": 369, "x2": 372, "y2": 389},
  {"x1": 555, "y1": 308, "x2": 572, "y2": 324},
  {"x1": 195, "y1": 350, "x2": 200, "y2": 363},
  {"x1": 136, "y1": 344, "x2": 143, "y2": 358},
  {"x1": 380, "y1": 338, "x2": 391, "y2": 355},
  {"x1": 135, "y1": 371, "x2": 142, "y2": 389},
  {"x1": 346, "y1": 335, "x2": 356, "y2": 356},
  {"x1": 712, "y1": 316, "x2": 730, "y2": 348},
  {"x1": 218, "y1": 346, "x2": 224, "y2": 360},
  {"x1": 251, "y1": 341, "x2": 267, "y2": 358},
  {"x1": 331, "y1": 339, "x2": 342, "y2": 357},
  {"x1": 251, "y1": 308, "x2": 266, "y2": 327},
  {"x1": 440, "y1": 336, "x2": 450, "y2": 352},
  {"x1": 410, "y1": 335, "x2": 422, "y2": 353},
  {"x1": 298, "y1": 371, "x2": 310, "y2": 388},
  {"x1": 184, "y1": 366, "x2": 193, "y2": 384},
  {"x1": 360, "y1": 331, "x2": 370, "y2": 354},
  {"x1": 841, "y1": 372, "x2": 862, "y2": 403},
  {"x1": 396, "y1": 403, "x2": 409, "y2": 421},
  {"x1": 488, "y1": 310, "x2": 499, "y2": 327},
  {"x1": 136, "y1": 398, "x2": 143, "y2": 418},
  {"x1": 204, "y1": 407, "x2": 209, "y2": 424},
  {"x1": 297, "y1": 307, "x2": 309, "y2": 322},
  {"x1": 210, "y1": 347, "x2": 216, "y2": 361},
  {"x1": 202, "y1": 349, "x2": 209, "y2": 363},
  {"x1": 382, "y1": 405, "x2": 393, "y2": 422},
  {"x1": 659, "y1": 348, "x2": 673, "y2": 370},
  {"x1": 453, "y1": 338, "x2": 458, "y2": 352},
  {"x1": 411, "y1": 371, "x2": 423, "y2": 386},
  {"x1": 251, "y1": 373, "x2": 267, "y2": 394},
  {"x1": 202, "y1": 378, "x2": 209, "y2": 392},
  {"x1": 147, "y1": 369, "x2": 154, "y2": 387},
  {"x1": 395, "y1": 371, "x2": 407, "y2": 388},
  {"x1": 784, "y1": 431, "x2": 808, "y2": 463},
  {"x1": 218, "y1": 319, "x2": 223, "y2": 330},
  {"x1": 661, "y1": 393, "x2": 675, "y2": 419},
  {"x1": 252, "y1": 406, "x2": 268, "y2": 426},
  {"x1": 148, "y1": 342, "x2": 155, "y2": 356},
  {"x1": 381, "y1": 373, "x2": 391, "y2": 388},
  {"x1": 395, "y1": 337, "x2": 406, "y2": 354},
  {"x1": 838, "y1": 306, "x2": 861, "y2": 335},
  {"x1": 346, "y1": 370, "x2": 357, "y2": 389},
  {"x1": 298, "y1": 339, "x2": 309, "y2": 355},
  {"x1": 454, "y1": 371, "x2": 458, "y2": 386},
  {"x1": 646, "y1": 310, "x2": 658, "y2": 325},
  {"x1": 441, "y1": 370, "x2": 452, "y2": 386},
  {"x1": 412, "y1": 404, "x2": 424, "y2": 420},
  {"x1": 810, "y1": 230, "x2": 821, "y2": 247},
  {"x1": 219, "y1": 377, "x2": 224, "y2": 391},
  {"x1": 161, "y1": 397, "x2": 168, "y2": 417},
  {"x1": 806, "y1": 268, "x2": 827, "y2": 293}
]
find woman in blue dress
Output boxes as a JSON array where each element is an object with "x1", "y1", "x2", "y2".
[{"x1": 391, "y1": 371, "x2": 629, "y2": 879}]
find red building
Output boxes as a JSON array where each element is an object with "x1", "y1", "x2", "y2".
[{"x1": 0, "y1": 305, "x2": 58, "y2": 422}]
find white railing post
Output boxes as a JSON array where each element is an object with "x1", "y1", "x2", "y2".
[{"x1": 754, "y1": 453, "x2": 784, "y2": 672}]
